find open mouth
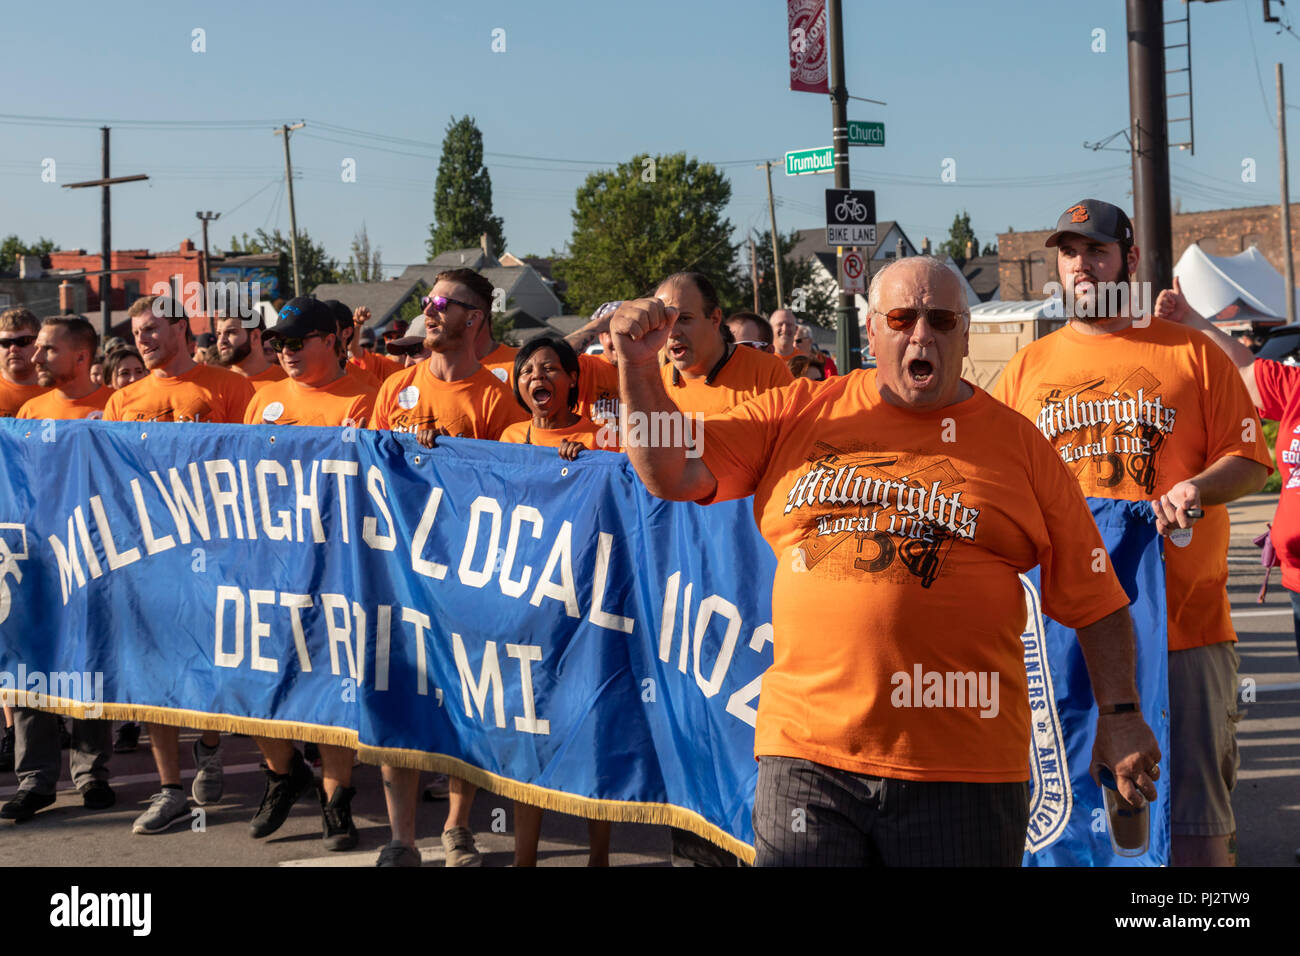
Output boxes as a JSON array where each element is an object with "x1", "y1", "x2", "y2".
[
  {"x1": 530, "y1": 384, "x2": 554, "y2": 408},
  {"x1": 668, "y1": 342, "x2": 687, "y2": 359},
  {"x1": 906, "y1": 358, "x2": 934, "y2": 386}
]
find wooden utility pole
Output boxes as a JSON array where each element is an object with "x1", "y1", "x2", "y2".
[
  {"x1": 274, "y1": 123, "x2": 305, "y2": 296},
  {"x1": 749, "y1": 235, "x2": 760, "y2": 312},
  {"x1": 60, "y1": 127, "x2": 148, "y2": 341},
  {"x1": 828, "y1": 0, "x2": 859, "y2": 371},
  {"x1": 1279, "y1": 64, "x2": 1296, "y2": 327},
  {"x1": 196, "y1": 210, "x2": 221, "y2": 332},
  {"x1": 759, "y1": 161, "x2": 785, "y2": 307}
]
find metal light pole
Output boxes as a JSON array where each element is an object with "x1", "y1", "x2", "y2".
[
  {"x1": 828, "y1": 0, "x2": 859, "y2": 370},
  {"x1": 1126, "y1": 0, "x2": 1173, "y2": 292}
]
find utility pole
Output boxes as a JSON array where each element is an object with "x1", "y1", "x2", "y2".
[
  {"x1": 274, "y1": 122, "x2": 305, "y2": 296},
  {"x1": 758, "y1": 161, "x2": 785, "y2": 308},
  {"x1": 196, "y1": 210, "x2": 221, "y2": 332},
  {"x1": 749, "y1": 235, "x2": 760, "y2": 313},
  {"x1": 828, "y1": 0, "x2": 859, "y2": 371},
  {"x1": 1126, "y1": 0, "x2": 1173, "y2": 292},
  {"x1": 1280, "y1": 63, "x2": 1295, "y2": 326},
  {"x1": 61, "y1": 128, "x2": 148, "y2": 342}
]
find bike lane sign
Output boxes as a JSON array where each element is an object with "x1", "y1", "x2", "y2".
[{"x1": 825, "y1": 188, "x2": 876, "y2": 246}]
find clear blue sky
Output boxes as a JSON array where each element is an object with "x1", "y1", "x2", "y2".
[{"x1": 2, "y1": 0, "x2": 1298, "y2": 276}]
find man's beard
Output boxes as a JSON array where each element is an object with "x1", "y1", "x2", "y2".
[
  {"x1": 219, "y1": 339, "x2": 251, "y2": 367},
  {"x1": 1070, "y1": 263, "x2": 1131, "y2": 321}
]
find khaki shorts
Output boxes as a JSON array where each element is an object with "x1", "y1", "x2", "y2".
[{"x1": 1168, "y1": 641, "x2": 1241, "y2": 837}]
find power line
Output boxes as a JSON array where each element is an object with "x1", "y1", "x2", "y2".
[{"x1": 1243, "y1": 0, "x2": 1279, "y2": 129}]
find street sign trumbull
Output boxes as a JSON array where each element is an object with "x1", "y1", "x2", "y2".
[
  {"x1": 785, "y1": 146, "x2": 834, "y2": 176},
  {"x1": 825, "y1": 188, "x2": 876, "y2": 245}
]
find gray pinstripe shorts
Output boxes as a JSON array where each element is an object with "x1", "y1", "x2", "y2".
[{"x1": 752, "y1": 756, "x2": 1030, "y2": 867}]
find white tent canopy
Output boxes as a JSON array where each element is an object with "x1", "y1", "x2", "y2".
[
  {"x1": 1173, "y1": 244, "x2": 1299, "y2": 325},
  {"x1": 968, "y1": 300, "x2": 1058, "y2": 322}
]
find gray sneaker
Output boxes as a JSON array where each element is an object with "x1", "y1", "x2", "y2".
[
  {"x1": 376, "y1": 840, "x2": 422, "y2": 867},
  {"x1": 132, "y1": 789, "x2": 190, "y2": 834},
  {"x1": 191, "y1": 739, "x2": 223, "y2": 805},
  {"x1": 441, "y1": 826, "x2": 483, "y2": 867}
]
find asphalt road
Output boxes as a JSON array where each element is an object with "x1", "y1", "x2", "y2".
[{"x1": 1, "y1": 494, "x2": 1296, "y2": 867}]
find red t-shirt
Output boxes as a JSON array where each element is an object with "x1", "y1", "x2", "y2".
[{"x1": 1254, "y1": 359, "x2": 1300, "y2": 591}]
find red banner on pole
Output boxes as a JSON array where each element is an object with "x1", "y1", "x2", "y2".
[{"x1": 788, "y1": 0, "x2": 828, "y2": 94}]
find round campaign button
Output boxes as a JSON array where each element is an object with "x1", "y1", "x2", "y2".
[
  {"x1": 491, "y1": 367, "x2": 508, "y2": 383},
  {"x1": 398, "y1": 386, "x2": 420, "y2": 410},
  {"x1": 1168, "y1": 528, "x2": 1193, "y2": 548},
  {"x1": 262, "y1": 401, "x2": 285, "y2": 423}
]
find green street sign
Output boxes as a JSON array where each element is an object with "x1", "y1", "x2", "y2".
[
  {"x1": 785, "y1": 146, "x2": 834, "y2": 176},
  {"x1": 848, "y1": 121, "x2": 885, "y2": 147}
]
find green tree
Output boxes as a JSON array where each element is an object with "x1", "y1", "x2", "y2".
[
  {"x1": 426, "y1": 116, "x2": 506, "y2": 259},
  {"x1": 0, "y1": 235, "x2": 56, "y2": 273},
  {"x1": 939, "y1": 211, "x2": 978, "y2": 262},
  {"x1": 396, "y1": 281, "x2": 430, "y2": 325},
  {"x1": 737, "y1": 228, "x2": 836, "y2": 327},
  {"x1": 553, "y1": 152, "x2": 737, "y2": 316},
  {"x1": 339, "y1": 224, "x2": 383, "y2": 283},
  {"x1": 226, "y1": 228, "x2": 339, "y2": 293}
]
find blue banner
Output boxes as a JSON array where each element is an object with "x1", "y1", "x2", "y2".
[
  {"x1": 1021, "y1": 498, "x2": 1171, "y2": 867},
  {"x1": 0, "y1": 421, "x2": 1170, "y2": 864}
]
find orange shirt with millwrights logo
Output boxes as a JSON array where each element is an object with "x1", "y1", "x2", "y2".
[
  {"x1": 244, "y1": 373, "x2": 377, "y2": 427},
  {"x1": 993, "y1": 318, "x2": 1272, "y2": 651},
  {"x1": 246, "y1": 364, "x2": 288, "y2": 391},
  {"x1": 662, "y1": 342, "x2": 793, "y2": 416},
  {"x1": 16, "y1": 386, "x2": 112, "y2": 420},
  {"x1": 371, "y1": 361, "x2": 525, "y2": 438},
  {"x1": 0, "y1": 378, "x2": 47, "y2": 417},
  {"x1": 698, "y1": 370, "x2": 1128, "y2": 782},
  {"x1": 102, "y1": 364, "x2": 255, "y2": 423},
  {"x1": 499, "y1": 416, "x2": 620, "y2": 451}
]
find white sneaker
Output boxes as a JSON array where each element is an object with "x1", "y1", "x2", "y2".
[
  {"x1": 132, "y1": 789, "x2": 190, "y2": 834},
  {"x1": 191, "y1": 739, "x2": 224, "y2": 805}
]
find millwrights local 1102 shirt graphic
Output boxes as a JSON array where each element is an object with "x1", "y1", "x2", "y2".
[
  {"x1": 993, "y1": 318, "x2": 1272, "y2": 652},
  {"x1": 697, "y1": 370, "x2": 1129, "y2": 782}
]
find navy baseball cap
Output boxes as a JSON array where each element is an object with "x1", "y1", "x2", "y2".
[
  {"x1": 274, "y1": 297, "x2": 336, "y2": 338},
  {"x1": 1045, "y1": 199, "x2": 1134, "y2": 248}
]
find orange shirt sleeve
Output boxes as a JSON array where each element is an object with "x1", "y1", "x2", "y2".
[
  {"x1": 988, "y1": 350, "x2": 1021, "y2": 406},
  {"x1": 696, "y1": 385, "x2": 797, "y2": 502},
  {"x1": 242, "y1": 393, "x2": 261, "y2": 425},
  {"x1": 348, "y1": 390, "x2": 376, "y2": 428},
  {"x1": 103, "y1": 390, "x2": 123, "y2": 422},
  {"x1": 482, "y1": 384, "x2": 528, "y2": 440},
  {"x1": 1023, "y1": 427, "x2": 1132, "y2": 628},
  {"x1": 1197, "y1": 337, "x2": 1272, "y2": 472}
]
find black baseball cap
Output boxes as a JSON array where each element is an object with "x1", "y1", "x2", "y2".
[
  {"x1": 274, "y1": 297, "x2": 336, "y2": 339},
  {"x1": 1045, "y1": 199, "x2": 1134, "y2": 248}
]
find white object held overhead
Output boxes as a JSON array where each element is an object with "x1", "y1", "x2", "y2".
[{"x1": 1172, "y1": 244, "x2": 1300, "y2": 325}]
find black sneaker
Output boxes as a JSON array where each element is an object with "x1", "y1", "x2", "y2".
[
  {"x1": 0, "y1": 724, "x2": 14, "y2": 773},
  {"x1": 248, "y1": 749, "x2": 315, "y2": 839},
  {"x1": 1, "y1": 790, "x2": 55, "y2": 822},
  {"x1": 80, "y1": 780, "x2": 116, "y2": 811},
  {"x1": 113, "y1": 722, "x2": 140, "y2": 754},
  {"x1": 320, "y1": 785, "x2": 358, "y2": 851}
]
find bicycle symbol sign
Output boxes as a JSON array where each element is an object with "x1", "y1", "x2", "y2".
[{"x1": 825, "y1": 188, "x2": 876, "y2": 247}]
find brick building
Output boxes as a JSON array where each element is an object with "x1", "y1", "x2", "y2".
[
  {"x1": 998, "y1": 203, "x2": 1292, "y2": 301},
  {"x1": 46, "y1": 240, "x2": 206, "y2": 331}
]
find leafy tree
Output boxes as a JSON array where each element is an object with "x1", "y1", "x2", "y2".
[
  {"x1": 427, "y1": 116, "x2": 506, "y2": 259},
  {"x1": 552, "y1": 152, "x2": 737, "y2": 316},
  {"x1": 981, "y1": 240, "x2": 998, "y2": 256},
  {"x1": 939, "y1": 210, "x2": 978, "y2": 262},
  {"x1": 0, "y1": 235, "x2": 56, "y2": 273},
  {"x1": 339, "y1": 224, "x2": 383, "y2": 283},
  {"x1": 226, "y1": 228, "x2": 339, "y2": 293},
  {"x1": 737, "y1": 228, "x2": 836, "y2": 327}
]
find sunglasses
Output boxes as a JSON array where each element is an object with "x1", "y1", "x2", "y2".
[
  {"x1": 738, "y1": 340, "x2": 774, "y2": 353},
  {"x1": 387, "y1": 343, "x2": 423, "y2": 357},
  {"x1": 0, "y1": 335, "x2": 36, "y2": 349},
  {"x1": 422, "y1": 295, "x2": 481, "y2": 314},
  {"x1": 876, "y1": 308, "x2": 966, "y2": 332},
  {"x1": 271, "y1": 332, "x2": 327, "y2": 353}
]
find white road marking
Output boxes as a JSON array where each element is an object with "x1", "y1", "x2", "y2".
[{"x1": 1231, "y1": 609, "x2": 1292, "y2": 618}]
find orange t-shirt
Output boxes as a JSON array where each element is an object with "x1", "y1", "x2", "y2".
[
  {"x1": 499, "y1": 416, "x2": 620, "y2": 451},
  {"x1": 576, "y1": 352, "x2": 620, "y2": 431},
  {"x1": 245, "y1": 364, "x2": 288, "y2": 390},
  {"x1": 482, "y1": 342, "x2": 519, "y2": 386},
  {"x1": 698, "y1": 370, "x2": 1129, "y2": 782},
  {"x1": 662, "y1": 342, "x2": 793, "y2": 415},
  {"x1": 0, "y1": 377, "x2": 48, "y2": 417},
  {"x1": 244, "y1": 373, "x2": 377, "y2": 427},
  {"x1": 103, "y1": 364, "x2": 255, "y2": 424},
  {"x1": 993, "y1": 318, "x2": 1273, "y2": 651},
  {"x1": 350, "y1": 350, "x2": 403, "y2": 384},
  {"x1": 371, "y1": 361, "x2": 526, "y2": 438},
  {"x1": 16, "y1": 385, "x2": 112, "y2": 420}
]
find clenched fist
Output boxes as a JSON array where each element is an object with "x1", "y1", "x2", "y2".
[{"x1": 610, "y1": 298, "x2": 677, "y2": 369}]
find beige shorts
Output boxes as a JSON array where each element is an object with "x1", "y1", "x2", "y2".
[{"x1": 1168, "y1": 641, "x2": 1241, "y2": 837}]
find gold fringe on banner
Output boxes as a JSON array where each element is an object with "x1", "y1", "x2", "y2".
[{"x1": 14, "y1": 697, "x2": 756, "y2": 863}]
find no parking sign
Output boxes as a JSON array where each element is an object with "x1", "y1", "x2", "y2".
[{"x1": 841, "y1": 249, "x2": 866, "y2": 295}]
